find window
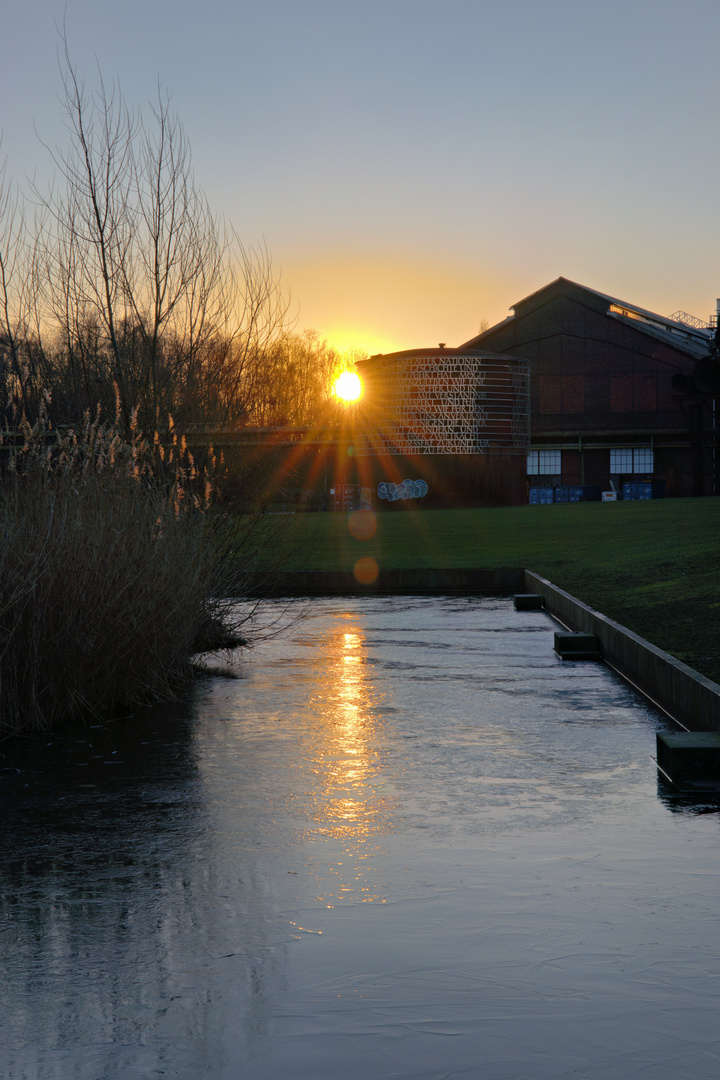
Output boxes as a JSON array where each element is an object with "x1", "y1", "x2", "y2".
[
  {"x1": 632, "y1": 447, "x2": 654, "y2": 473},
  {"x1": 610, "y1": 447, "x2": 633, "y2": 473},
  {"x1": 527, "y1": 449, "x2": 561, "y2": 475},
  {"x1": 610, "y1": 448, "x2": 653, "y2": 474}
]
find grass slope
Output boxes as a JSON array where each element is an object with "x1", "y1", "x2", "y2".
[{"x1": 281, "y1": 498, "x2": 720, "y2": 684}]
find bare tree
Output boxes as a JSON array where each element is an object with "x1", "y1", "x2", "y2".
[
  {"x1": 0, "y1": 42, "x2": 362, "y2": 442},
  {"x1": 238, "y1": 330, "x2": 367, "y2": 428},
  {"x1": 0, "y1": 156, "x2": 39, "y2": 421},
  {"x1": 35, "y1": 49, "x2": 136, "y2": 424},
  {"x1": 32, "y1": 40, "x2": 289, "y2": 432}
]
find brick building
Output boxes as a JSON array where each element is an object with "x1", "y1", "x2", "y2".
[
  {"x1": 462, "y1": 277, "x2": 718, "y2": 501},
  {"x1": 193, "y1": 277, "x2": 718, "y2": 510}
]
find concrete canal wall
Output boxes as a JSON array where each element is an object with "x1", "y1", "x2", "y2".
[
  {"x1": 525, "y1": 570, "x2": 720, "y2": 734},
  {"x1": 248, "y1": 567, "x2": 526, "y2": 597}
]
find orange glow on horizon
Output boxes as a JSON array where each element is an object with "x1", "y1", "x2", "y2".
[
  {"x1": 278, "y1": 251, "x2": 518, "y2": 358},
  {"x1": 323, "y1": 330, "x2": 392, "y2": 356}
]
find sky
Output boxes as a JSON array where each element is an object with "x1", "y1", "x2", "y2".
[{"x1": 2, "y1": 0, "x2": 720, "y2": 354}]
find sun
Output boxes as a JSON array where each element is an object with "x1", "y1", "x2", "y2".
[{"x1": 333, "y1": 371, "x2": 363, "y2": 402}]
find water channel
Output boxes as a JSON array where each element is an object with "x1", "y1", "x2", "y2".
[{"x1": 1, "y1": 596, "x2": 719, "y2": 1079}]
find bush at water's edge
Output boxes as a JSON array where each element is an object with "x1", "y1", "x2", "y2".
[{"x1": 0, "y1": 408, "x2": 249, "y2": 734}]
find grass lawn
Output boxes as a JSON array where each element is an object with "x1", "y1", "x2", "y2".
[{"x1": 272, "y1": 498, "x2": 720, "y2": 685}]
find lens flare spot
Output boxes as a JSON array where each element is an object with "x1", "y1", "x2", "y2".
[
  {"x1": 353, "y1": 556, "x2": 379, "y2": 585},
  {"x1": 333, "y1": 371, "x2": 363, "y2": 402},
  {"x1": 348, "y1": 509, "x2": 377, "y2": 540}
]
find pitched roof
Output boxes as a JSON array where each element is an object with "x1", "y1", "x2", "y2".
[{"x1": 461, "y1": 276, "x2": 713, "y2": 360}]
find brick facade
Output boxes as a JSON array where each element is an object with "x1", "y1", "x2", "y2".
[{"x1": 462, "y1": 278, "x2": 716, "y2": 500}]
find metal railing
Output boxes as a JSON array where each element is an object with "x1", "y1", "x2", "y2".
[{"x1": 669, "y1": 310, "x2": 713, "y2": 330}]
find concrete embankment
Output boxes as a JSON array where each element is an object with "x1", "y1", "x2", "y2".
[
  {"x1": 247, "y1": 567, "x2": 525, "y2": 597},
  {"x1": 524, "y1": 570, "x2": 720, "y2": 734}
]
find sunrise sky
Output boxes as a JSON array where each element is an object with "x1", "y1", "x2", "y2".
[{"x1": 3, "y1": 0, "x2": 720, "y2": 355}]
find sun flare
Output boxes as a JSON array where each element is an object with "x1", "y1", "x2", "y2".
[{"x1": 333, "y1": 371, "x2": 363, "y2": 402}]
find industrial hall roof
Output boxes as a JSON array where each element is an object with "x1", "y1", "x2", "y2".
[{"x1": 461, "y1": 276, "x2": 714, "y2": 361}]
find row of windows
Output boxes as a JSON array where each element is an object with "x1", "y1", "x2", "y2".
[{"x1": 527, "y1": 448, "x2": 654, "y2": 475}]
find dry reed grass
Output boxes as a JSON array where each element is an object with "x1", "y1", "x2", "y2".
[{"x1": 0, "y1": 405, "x2": 242, "y2": 734}]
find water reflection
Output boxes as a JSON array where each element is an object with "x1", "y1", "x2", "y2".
[
  {"x1": 303, "y1": 619, "x2": 397, "y2": 904},
  {"x1": 0, "y1": 706, "x2": 291, "y2": 1078},
  {"x1": 316, "y1": 629, "x2": 374, "y2": 826},
  {"x1": 656, "y1": 772, "x2": 720, "y2": 814}
]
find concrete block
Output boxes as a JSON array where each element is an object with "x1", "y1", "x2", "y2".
[
  {"x1": 513, "y1": 593, "x2": 543, "y2": 611},
  {"x1": 656, "y1": 732, "x2": 720, "y2": 791},
  {"x1": 554, "y1": 631, "x2": 601, "y2": 660}
]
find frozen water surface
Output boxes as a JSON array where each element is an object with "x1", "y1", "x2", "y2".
[{"x1": 1, "y1": 596, "x2": 720, "y2": 1079}]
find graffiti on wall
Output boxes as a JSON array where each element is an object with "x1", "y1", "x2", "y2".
[
  {"x1": 356, "y1": 354, "x2": 529, "y2": 456},
  {"x1": 377, "y1": 479, "x2": 429, "y2": 501}
]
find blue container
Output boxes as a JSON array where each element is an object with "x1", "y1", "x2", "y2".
[
  {"x1": 529, "y1": 486, "x2": 554, "y2": 504},
  {"x1": 622, "y1": 482, "x2": 653, "y2": 501},
  {"x1": 554, "y1": 486, "x2": 584, "y2": 503}
]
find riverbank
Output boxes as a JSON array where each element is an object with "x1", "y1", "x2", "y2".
[{"x1": 265, "y1": 498, "x2": 720, "y2": 684}]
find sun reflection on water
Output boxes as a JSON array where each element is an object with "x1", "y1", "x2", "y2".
[{"x1": 308, "y1": 621, "x2": 397, "y2": 904}]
